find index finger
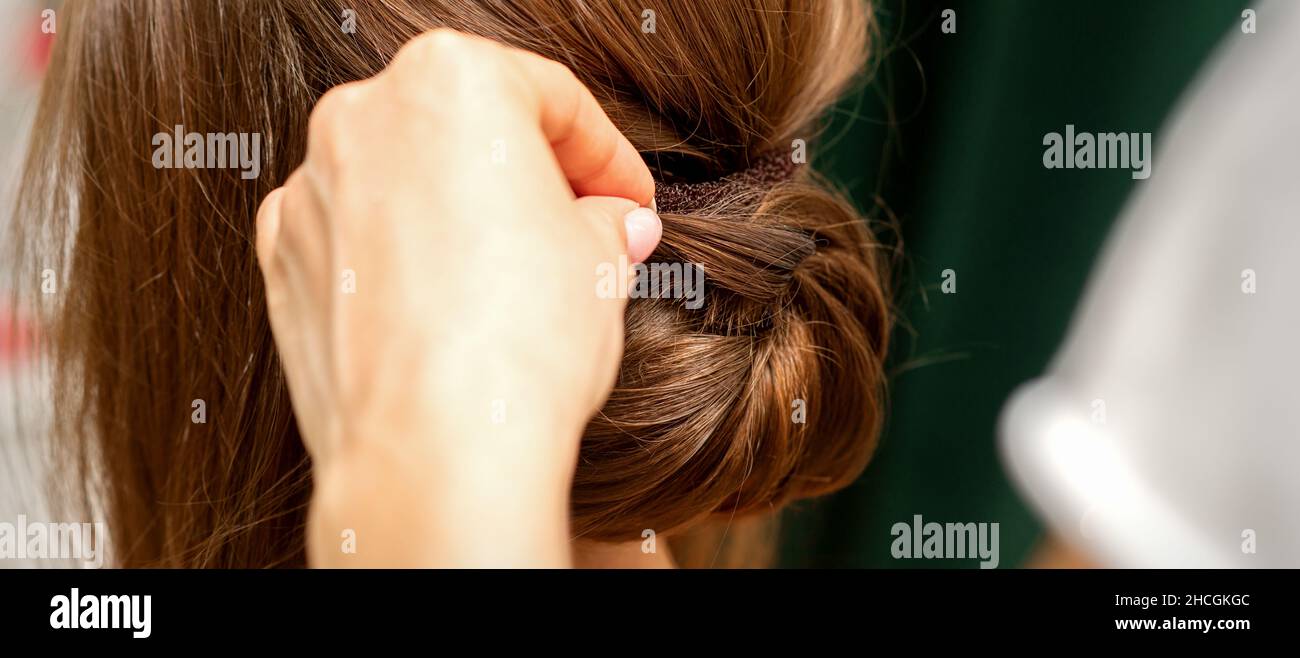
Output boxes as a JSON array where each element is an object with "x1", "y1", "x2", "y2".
[{"x1": 503, "y1": 48, "x2": 655, "y2": 206}]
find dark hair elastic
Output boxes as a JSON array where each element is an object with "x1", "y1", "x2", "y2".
[{"x1": 653, "y1": 151, "x2": 799, "y2": 214}]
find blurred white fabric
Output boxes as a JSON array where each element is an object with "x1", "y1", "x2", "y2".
[
  {"x1": 1, "y1": 1, "x2": 63, "y2": 568},
  {"x1": 1001, "y1": 1, "x2": 1300, "y2": 567}
]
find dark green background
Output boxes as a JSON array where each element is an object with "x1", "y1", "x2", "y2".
[{"x1": 782, "y1": 0, "x2": 1245, "y2": 568}]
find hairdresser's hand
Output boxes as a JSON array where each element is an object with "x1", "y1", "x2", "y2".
[{"x1": 255, "y1": 29, "x2": 660, "y2": 566}]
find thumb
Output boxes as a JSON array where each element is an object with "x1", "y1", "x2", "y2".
[{"x1": 574, "y1": 195, "x2": 662, "y2": 265}]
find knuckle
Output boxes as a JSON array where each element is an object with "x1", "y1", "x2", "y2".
[
  {"x1": 397, "y1": 29, "x2": 474, "y2": 77},
  {"x1": 254, "y1": 186, "x2": 281, "y2": 227},
  {"x1": 392, "y1": 29, "x2": 508, "y2": 105},
  {"x1": 307, "y1": 83, "x2": 365, "y2": 168},
  {"x1": 310, "y1": 83, "x2": 364, "y2": 130},
  {"x1": 416, "y1": 27, "x2": 468, "y2": 56},
  {"x1": 270, "y1": 172, "x2": 305, "y2": 234},
  {"x1": 254, "y1": 190, "x2": 283, "y2": 263}
]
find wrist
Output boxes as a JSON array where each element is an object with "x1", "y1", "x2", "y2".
[{"x1": 308, "y1": 423, "x2": 576, "y2": 567}]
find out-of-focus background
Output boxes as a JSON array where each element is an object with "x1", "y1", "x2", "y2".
[
  {"x1": 0, "y1": 2, "x2": 51, "y2": 307},
  {"x1": 782, "y1": 0, "x2": 1247, "y2": 567},
  {"x1": 0, "y1": 0, "x2": 58, "y2": 567}
]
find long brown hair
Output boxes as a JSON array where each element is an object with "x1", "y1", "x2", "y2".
[{"x1": 10, "y1": 0, "x2": 889, "y2": 567}]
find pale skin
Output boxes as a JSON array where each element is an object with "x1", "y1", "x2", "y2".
[{"x1": 255, "y1": 29, "x2": 669, "y2": 567}]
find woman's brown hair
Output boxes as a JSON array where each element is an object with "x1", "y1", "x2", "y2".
[{"x1": 10, "y1": 0, "x2": 890, "y2": 567}]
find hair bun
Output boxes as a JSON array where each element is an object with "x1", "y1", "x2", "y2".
[{"x1": 572, "y1": 175, "x2": 891, "y2": 542}]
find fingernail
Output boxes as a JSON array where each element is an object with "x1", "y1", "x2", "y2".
[{"x1": 624, "y1": 206, "x2": 662, "y2": 265}]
